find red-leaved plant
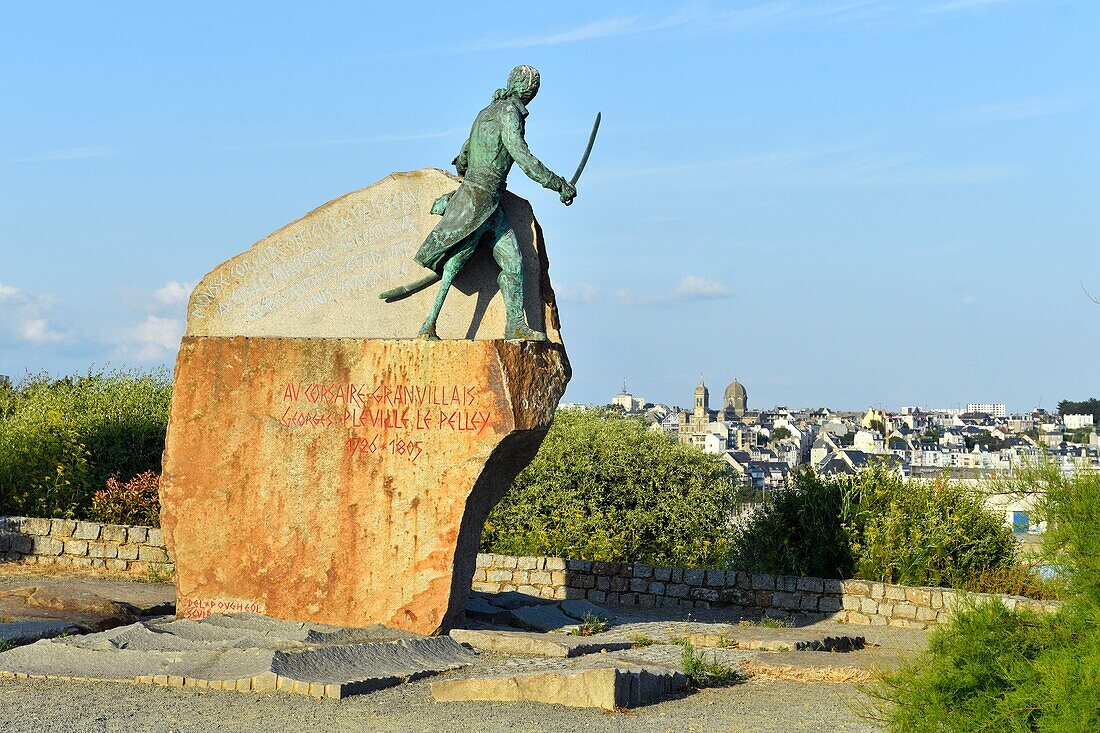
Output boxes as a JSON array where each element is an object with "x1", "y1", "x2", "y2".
[{"x1": 90, "y1": 470, "x2": 161, "y2": 527}]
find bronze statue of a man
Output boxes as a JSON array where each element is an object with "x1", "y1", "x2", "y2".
[{"x1": 381, "y1": 65, "x2": 578, "y2": 341}]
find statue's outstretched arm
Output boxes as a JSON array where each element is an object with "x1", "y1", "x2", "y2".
[
  {"x1": 501, "y1": 107, "x2": 562, "y2": 191},
  {"x1": 452, "y1": 138, "x2": 470, "y2": 176}
]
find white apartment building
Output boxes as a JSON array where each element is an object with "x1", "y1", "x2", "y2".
[
  {"x1": 967, "y1": 403, "x2": 1007, "y2": 418},
  {"x1": 1065, "y1": 413, "x2": 1095, "y2": 430}
]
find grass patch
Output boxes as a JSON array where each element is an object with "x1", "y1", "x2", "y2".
[
  {"x1": 0, "y1": 640, "x2": 14, "y2": 653},
  {"x1": 675, "y1": 640, "x2": 741, "y2": 688},
  {"x1": 140, "y1": 565, "x2": 174, "y2": 584},
  {"x1": 737, "y1": 616, "x2": 791, "y2": 628},
  {"x1": 568, "y1": 612, "x2": 610, "y2": 637},
  {"x1": 630, "y1": 634, "x2": 655, "y2": 648}
]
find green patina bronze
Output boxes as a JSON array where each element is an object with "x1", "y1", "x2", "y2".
[{"x1": 380, "y1": 65, "x2": 594, "y2": 341}]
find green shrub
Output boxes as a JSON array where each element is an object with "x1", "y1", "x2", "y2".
[
  {"x1": 728, "y1": 468, "x2": 856, "y2": 578},
  {"x1": 870, "y1": 600, "x2": 1100, "y2": 732},
  {"x1": 730, "y1": 465, "x2": 1025, "y2": 591},
  {"x1": 89, "y1": 470, "x2": 162, "y2": 527},
  {"x1": 0, "y1": 370, "x2": 171, "y2": 518},
  {"x1": 868, "y1": 468, "x2": 1100, "y2": 732},
  {"x1": 1031, "y1": 466, "x2": 1100, "y2": 605},
  {"x1": 851, "y1": 473, "x2": 1018, "y2": 588},
  {"x1": 481, "y1": 410, "x2": 740, "y2": 568}
]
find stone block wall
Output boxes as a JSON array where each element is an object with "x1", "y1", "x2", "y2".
[
  {"x1": 0, "y1": 518, "x2": 1061, "y2": 630},
  {"x1": 0, "y1": 516, "x2": 174, "y2": 576},
  {"x1": 472, "y1": 553, "x2": 1061, "y2": 630}
]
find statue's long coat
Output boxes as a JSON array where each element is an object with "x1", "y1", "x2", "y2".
[{"x1": 414, "y1": 97, "x2": 557, "y2": 273}]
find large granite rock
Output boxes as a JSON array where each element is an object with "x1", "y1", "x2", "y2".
[
  {"x1": 184, "y1": 168, "x2": 560, "y2": 342},
  {"x1": 161, "y1": 170, "x2": 570, "y2": 636}
]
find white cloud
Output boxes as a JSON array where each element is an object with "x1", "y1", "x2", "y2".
[
  {"x1": 113, "y1": 315, "x2": 183, "y2": 361},
  {"x1": 153, "y1": 280, "x2": 196, "y2": 308},
  {"x1": 556, "y1": 283, "x2": 602, "y2": 304},
  {"x1": 0, "y1": 283, "x2": 68, "y2": 345},
  {"x1": 14, "y1": 146, "x2": 119, "y2": 163},
  {"x1": 619, "y1": 276, "x2": 731, "y2": 306}
]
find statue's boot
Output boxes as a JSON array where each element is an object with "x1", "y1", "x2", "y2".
[
  {"x1": 505, "y1": 320, "x2": 548, "y2": 341},
  {"x1": 499, "y1": 271, "x2": 547, "y2": 341}
]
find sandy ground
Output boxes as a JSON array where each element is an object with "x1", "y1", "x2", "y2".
[
  {"x1": 0, "y1": 563, "x2": 893, "y2": 732},
  {"x1": 0, "y1": 674, "x2": 883, "y2": 733}
]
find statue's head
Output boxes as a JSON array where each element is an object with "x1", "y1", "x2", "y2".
[{"x1": 495, "y1": 65, "x2": 540, "y2": 104}]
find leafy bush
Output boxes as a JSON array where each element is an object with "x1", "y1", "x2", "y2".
[
  {"x1": 727, "y1": 468, "x2": 856, "y2": 578},
  {"x1": 89, "y1": 470, "x2": 162, "y2": 527},
  {"x1": 481, "y1": 410, "x2": 740, "y2": 568},
  {"x1": 730, "y1": 466, "x2": 1026, "y2": 591},
  {"x1": 869, "y1": 467, "x2": 1100, "y2": 732},
  {"x1": 851, "y1": 472, "x2": 1018, "y2": 588},
  {"x1": 1031, "y1": 466, "x2": 1100, "y2": 605},
  {"x1": 0, "y1": 370, "x2": 171, "y2": 518}
]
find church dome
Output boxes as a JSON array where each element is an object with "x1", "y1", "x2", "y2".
[{"x1": 724, "y1": 380, "x2": 747, "y2": 412}]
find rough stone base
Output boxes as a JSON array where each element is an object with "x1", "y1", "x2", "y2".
[{"x1": 161, "y1": 338, "x2": 568, "y2": 635}]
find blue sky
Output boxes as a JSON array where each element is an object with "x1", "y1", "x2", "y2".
[{"x1": 1, "y1": 1, "x2": 1097, "y2": 412}]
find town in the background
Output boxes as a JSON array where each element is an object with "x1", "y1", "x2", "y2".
[{"x1": 561, "y1": 380, "x2": 1100, "y2": 538}]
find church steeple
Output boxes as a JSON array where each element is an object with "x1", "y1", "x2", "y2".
[{"x1": 694, "y1": 375, "x2": 709, "y2": 417}]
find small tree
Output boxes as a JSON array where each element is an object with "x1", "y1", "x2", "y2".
[{"x1": 481, "y1": 410, "x2": 739, "y2": 568}]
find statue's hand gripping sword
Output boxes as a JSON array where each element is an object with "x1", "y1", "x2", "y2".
[{"x1": 380, "y1": 112, "x2": 601, "y2": 302}]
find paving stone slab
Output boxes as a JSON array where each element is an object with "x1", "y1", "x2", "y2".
[
  {"x1": 558, "y1": 599, "x2": 615, "y2": 622},
  {"x1": 464, "y1": 596, "x2": 516, "y2": 625},
  {"x1": 0, "y1": 614, "x2": 476, "y2": 699},
  {"x1": 431, "y1": 664, "x2": 688, "y2": 710},
  {"x1": 739, "y1": 648, "x2": 915, "y2": 684},
  {"x1": 0, "y1": 576, "x2": 175, "y2": 616},
  {"x1": 450, "y1": 629, "x2": 632, "y2": 658},
  {"x1": 479, "y1": 591, "x2": 557, "y2": 610},
  {"x1": 0, "y1": 620, "x2": 83, "y2": 646},
  {"x1": 509, "y1": 604, "x2": 580, "y2": 633},
  {"x1": 0, "y1": 585, "x2": 139, "y2": 644},
  {"x1": 681, "y1": 626, "x2": 866, "y2": 652}
]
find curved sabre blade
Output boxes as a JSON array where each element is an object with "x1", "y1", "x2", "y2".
[{"x1": 569, "y1": 112, "x2": 601, "y2": 186}]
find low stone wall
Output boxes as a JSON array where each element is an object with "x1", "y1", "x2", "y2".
[
  {"x1": 472, "y1": 553, "x2": 1061, "y2": 630},
  {"x1": 0, "y1": 516, "x2": 173, "y2": 576},
  {"x1": 1, "y1": 517, "x2": 1061, "y2": 630}
]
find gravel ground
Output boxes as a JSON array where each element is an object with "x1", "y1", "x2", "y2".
[{"x1": 0, "y1": 674, "x2": 882, "y2": 733}]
